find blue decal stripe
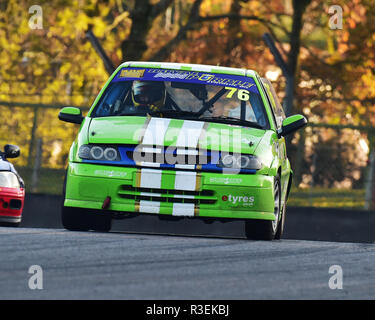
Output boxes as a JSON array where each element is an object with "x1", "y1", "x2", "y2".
[{"x1": 112, "y1": 67, "x2": 259, "y2": 93}]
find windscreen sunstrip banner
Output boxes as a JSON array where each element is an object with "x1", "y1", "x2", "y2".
[{"x1": 112, "y1": 67, "x2": 259, "y2": 93}]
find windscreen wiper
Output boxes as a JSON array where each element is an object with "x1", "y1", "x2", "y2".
[
  {"x1": 118, "y1": 111, "x2": 157, "y2": 116},
  {"x1": 157, "y1": 110, "x2": 200, "y2": 118},
  {"x1": 199, "y1": 116, "x2": 264, "y2": 129},
  {"x1": 119, "y1": 110, "x2": 200, "y2": 119}
]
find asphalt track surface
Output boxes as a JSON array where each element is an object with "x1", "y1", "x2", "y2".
[{"x1": 1, "y1": 226, "x2": 375, "y2": 299}]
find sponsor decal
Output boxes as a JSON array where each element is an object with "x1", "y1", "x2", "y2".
[
  {"x1": 113, "y1": 67, "x2": 259, "y2": 92},
  {"x1": 198, "y1": 74, "x2": 215, "y2": 81},
  {"x1": 209, "y1": 177, "x2": 243, "y2": 185},
  {"x1": 94, "y1": 170, "x2": 127, "y2": 178},
  {"x1": 119, "y1": 69, "x2": 145, "y2": 78},
  {"x1": 224, "y1": 87, "x2": 254, "y2": 101},
  {"x1": 222, "y1": 194, "x2": 255, "y2": 206},
  {"x1": 154, "y1": 71, "x2": 188, "y2": 79}
]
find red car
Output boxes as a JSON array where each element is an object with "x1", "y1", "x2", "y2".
[{"x1": 0, "y1": 145, "x2": 25, "y2": 227}]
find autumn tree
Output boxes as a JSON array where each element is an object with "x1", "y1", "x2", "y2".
[{"x1": 0, "y1": 0, "x2": 374, "y2": 194}]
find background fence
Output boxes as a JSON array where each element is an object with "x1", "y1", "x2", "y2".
[
  {"x1": 288, "y1": 123, "x2": 375, "y2": 210},
  {"x1": 1, "y1": 101, "x2": 375, "y2": 210}
]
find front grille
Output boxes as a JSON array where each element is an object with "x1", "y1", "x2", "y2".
[
  {"x1": 118, "y1": 185, "x2": 217, "y2": 205},
  {"x1": 128, "y1": 148, "x2": 212, "y2": 166}
]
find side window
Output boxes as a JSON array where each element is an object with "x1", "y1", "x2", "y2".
[
  {"x1": 93, "y1": 82, "x2": 131, "y2": 117},
  {"x1": 258, "y1": 78, "x2": 278, "y2": 129},
  {"x1": 261, "y1": 78, "x2": 286, "y2": 128}
]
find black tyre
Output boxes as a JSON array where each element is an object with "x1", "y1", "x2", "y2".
[
  {"x1": 90, "y1": 213, "x2": 112, "y2": 232},
  {"x1": 62, "y1": 206, "x2": 112, "y2": 232},
  {"x1": 61, "y1": 206, "x2": 91, "y2": 231},
  {"x1": 244, "y1": 176, "x2": 281, "y2": 240},
  {"x1": 274, "y1": 202, "x2": 286, "y2": 240}
]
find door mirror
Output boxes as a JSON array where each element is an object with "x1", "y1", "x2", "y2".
[
  {"x1": 58, "y1": 107, "x2": 83, "y2": 124},
  {"x1": 279, "y1": 114, "x2": 307, "y2": 137},
  {"x1": 4, "y1": 144, "x2": 20, "y2": 158}
]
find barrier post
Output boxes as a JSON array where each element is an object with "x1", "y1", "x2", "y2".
[
  {"x1": 365, "y1": 137, "x2": 375, "y2": 210},
  {"x1": 31, "y1": 138, "x2": 43, "y2": 193}
]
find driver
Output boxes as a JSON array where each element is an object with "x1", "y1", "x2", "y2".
[{"x1": 131, "y1": 80, "x2": 166, "y2": 112}]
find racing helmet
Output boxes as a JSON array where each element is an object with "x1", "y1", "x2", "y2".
[{"x1": 131, "y1": 81, "x2": 166, "y2": 111}]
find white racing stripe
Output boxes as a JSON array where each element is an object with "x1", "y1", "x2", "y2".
[
  {"x1": 139, "y1": 161, "x2": 160, "y2": 168},
  {"x1": 174, "y1": 164, "x2": 195, "y2": 170},
  {"x1": 176, "y1": 120, "x2": 204, "y2": 149},
  {"x1": 174, "y1": 194, "x2": 194, "y2": 199},
  {"x1": 140, "y1": 168, "x2": 162, "y2": 189},
  {"x1": 173, "y1": 170, "x2": 198, "y2": 216},
  {"x1": 174, "y1": 171, "x2": 197, "y2": 191},
  {"x1": 140, "y1": 192, "x2": 162, "y2": 197},
  {"x1": 136, "y1": 119, "x2": 204, "y2": 217},
  {"x1": 139, "y1": 201, "x2": 160, "y2": 214},
  {"x1": 176, "y1": 149, "x2": 199, "y2": 155},
  {"x1": 142, "y1": 118, "x2": 171, "y2": 146},
  {"x1": 172, "y1": 203, "x2": 195, "y2": 217},
  {"x1": 142, "y1": 146, "x2": 163, "y2": 153}
]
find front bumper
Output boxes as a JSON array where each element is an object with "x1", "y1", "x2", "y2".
[
  {"x1": 64, "y1": 163, "x2": 276, "y2": 220},
  {"x1": 0, "y1": 187, "x2": 25, "y2": 221}
]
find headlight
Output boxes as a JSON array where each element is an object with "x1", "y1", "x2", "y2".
[
  {"x1": 91, "y1": 146, "x2": 104, "y2": 160},
  {"x1": 78, "y1": 145, "x2": 120, "y2": 161},
  {"x1": 218, "y1": 154, "x2": 262, "y2": 170},
  {"x1": 103, "y1": 148, "x2": 118, "y2": 161},
  {"x1": 221, "y1": 154, "x2": 234, "y2": 167}
]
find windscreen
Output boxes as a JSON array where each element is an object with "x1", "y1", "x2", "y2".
[{"x1": 91, "y1": 67, "x2": 269, "y2": 129}]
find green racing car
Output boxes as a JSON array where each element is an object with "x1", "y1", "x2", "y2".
[{"x1": 58, "y1": 61, "x2": 307, "y2": 240}]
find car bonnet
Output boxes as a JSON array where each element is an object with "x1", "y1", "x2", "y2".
[
  {"x1": 87, "y1": 116, "x2": 265, "y2": 154},
  {"x1": 0, "y1": 158, "x2": 11, "y2": 171}
]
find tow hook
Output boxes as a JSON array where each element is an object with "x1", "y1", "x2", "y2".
[{"x1": 102, "y1": 196, "x2": 111, "y2": 210}]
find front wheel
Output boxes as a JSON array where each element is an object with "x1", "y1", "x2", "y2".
[
  {"x1": 244, "y1": 176, "x2": 281, "y2": 240},
  {"x1": 61, "y1": 206, "x2": 91, "y2": 231},
  {"x1": 61, "y1": 206, "x2": 112, "y2": 232},
  {"x1": 274, "y1": 202, "x2": 286, "y2": 240},
  {"x1": 90, "y1": 213, "x2": 112, "y2": 232}
]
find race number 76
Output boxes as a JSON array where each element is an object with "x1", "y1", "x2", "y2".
[{"x1": 225, "y1": 87, "x2": 250, "y2": 101}]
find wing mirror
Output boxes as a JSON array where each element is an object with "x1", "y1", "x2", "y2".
[
  {"x1": 278, "y1": 114, "x2": 307, "y2": 137},
  {"x1": 58, "y1": 107, "x2": 84, "y2": 124},
  {"x1": 4, "y1": 144, "x2": 20, "y2": 158}
]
